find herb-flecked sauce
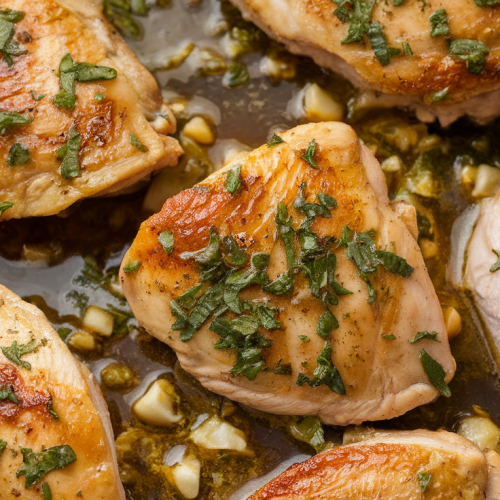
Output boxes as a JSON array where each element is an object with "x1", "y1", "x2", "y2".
[{"x1": 1, "y1": 0, "x2": 500, "y2": 498}]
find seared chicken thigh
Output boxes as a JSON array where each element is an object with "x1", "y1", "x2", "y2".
[
  {"x1": 0, "y1": 284, "x2": 125, "y2": 499},
  {"x1": 120, "y1": 122, "x2": 455, "y2": 425},
  {"x1": 250, "y1": 429, "x2": 500, "y2": 500},
  {"x1": 230, "y1": 0, "x2": 500, "y2": 125},
  {"x1": 459, "y1": 190, "x2": 500, "y2": 348},
  {"x1": 0, "y1": 0, "x2": 182, "y2": 220}
]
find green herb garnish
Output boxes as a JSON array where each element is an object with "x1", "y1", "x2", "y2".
[
  {"x1": 316, "y1": 309, "x2": 339, "y2": 340},
  {"x1": 418, "y1": 472, "x2": 432, "y2": 492},
  {"x1": 30, "y1": 91, "x2": 45, "y2": 101},
  {"x1": 490, "y1": 249, "x2": 500, "y2": 272},
  {"x1": 123, "y1": 260, "x2": 141, "y2": 274},
  {"x1": 42, "y1": 482, "x2": 52, "y2": 500},
  {"x1": 0, "y1": 9, "x2": 25, "y2": 22},
  {"x1": 275, "y1": 202, "x2": 295, "y2": 268},
  {"x1": 58, "y1": 126, "x2": 81, "y2": 179},
  {"x1": 0, "y1": 201, "x2": 14, "y2": 218},
  {"x1": 402, "y1": 42, "x2": 413, "y2": 56},
  {"x1": 409, "y1": 331, "x2": 439, "y2": 343},
  {"x1": 52, "y1": 53, "x2": 117, "y2": 110},
  {"x1": 16, "y1": 445, "x2": 77, "y2": 488},
  {"x1": 382, "y1": 334, "x2": 396, "y2": 340},
  {"x1": 449, "y1": 39, "x2": 489, "y2": 74},
  {"x1": 263, "y1": 269, "x2": 294, "y2": 295},
  {"x1": 430, "y1": 87, "x2": 449, "y2": 102},
  {"x1": 224, "y1": 62, "x2": 249, "y2": 88},
  {"x1": 367, "y1": 22, "x2": 394, "y2": 66},
  {"x1": 223, "y1": 236, "x2": 248, "y2": 268},
  {"x1": 420, "y1": 349, "x2": 451, "y2": 397},
  {"x1": 47, "y1": 400, "x2": 59, "y2": 420},
  {"x1": 267, "y1": 133, "x2": 285, "y2": 147},
  {"x1": 0, "y1": 111, "x2": 33, "y2": 135},
  {"x1": 0, "y1": 386, "x2": 18, "y2": 404},
  {"x1": 1, "y1": 340, "x2": 38, "y2": 370},
  {"x1": 299, "y1": 335, "x2": 310, "y2": 343},
  {"x1": 474, "y1": 0, "x2": 500, "y2": 6},
  {"x1": 7, "y1": 142, "x2": 29, "y2": 166},
  {"x1": 0, "y1": 14, "x2": 27, "y2": 67},
  {"x1": 0, "y1": 440, "x2": 6, "y2": 456},
  {"x1": 430, "y1": 9, "x2": 449, "y2": 37},
  {"x1": 225, "y1": 164, "x2": 242, "y2": 194},
  {"x1": 273, "y1": 360, "x2": 292, "y2": 375},
  {"x1": 297, "y1": 341, "x2": 346, "y2": 395},
  {"x1": 158, "y1": 231, "x2": 174, "y2": 255},
  {"x1": 130, "y1": 133, "x2": 148, "y2": 152},
  {"x1": 95, "y1": 92, "x2": 105, "y2": 102},
  {"x1": 334, "y1": 0, "x2": 375, "y2": 44},
  {"x1": 301, "y1": 139, "x2": 318, "y2": 168}
]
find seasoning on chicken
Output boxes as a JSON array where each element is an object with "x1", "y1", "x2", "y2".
[
  {"x1": 0, "y1": 284, "x2": 125, "y2": 499},
  {"x1": 229, "y1": 0, "x2": 500, "y2": 125},
  {"x1": 120, "y1": 122, "x2": 455, "y2": 426},
  {"x1": 0, "y1": 0, "x2": 182, "y2": 220}
]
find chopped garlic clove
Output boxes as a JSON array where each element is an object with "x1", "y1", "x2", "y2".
[
  {"x1": 303, "y1": 83, "x2": 343, "y2": 122},
  {"x1": 133, "y1": 379, "x2": 182, "y2": 426},
  {"x1": 472, "y1": 164, "x2": 500, "y2": 198},
  {"x1": 381, "y1": 156, "x2": 403, "y2": 173},
  {"x1": 183, "y1": 117, "x2": 215, "y2": 145},
  {"x1": 420, "y1": 238, "x2": 438, "y2": 259},
  {"x1": 172, "y1": 455, "x2": 201, "y2": 499},
  {"x1": 457, "y1": 416, "x2": 500, "y2": 452},
  {"x1": 190, "y1": 415, "x2": 246, "y2": 451},
  {"x1": 82, "y1": 306, "x2": 114, "y2": 337},
  {"x1": 442, "y1": 306, "x2": 462, "y2": 340},
  {"x1": 68, "y1": 331, "x2": 96, "y2": 351}
]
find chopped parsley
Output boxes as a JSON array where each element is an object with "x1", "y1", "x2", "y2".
[
  {"x1": 334, "y1": 0, "x2": 375, "y2": 44},
  {"x1": 367, "y1": 22, "x2": 397, "y2": 66},
  {"x1": 449, "y1": 39, "x2": 489, "y2": 74},
  {"x1": 402, "y1": 42, "x2": 413, "y2": 56},
  {"x1": 301, "y1": 139, "x2": 318, "y2": 168},
  {"x1": 30, "y1": 91, "x2": 45, "y2": 101},
  {"x1": 95, "y1": 92, "x2": 105, "y2": 102},
  {"x1": 223, "y1": 62, "x2": 249, "y2": 88},
  {"x1": 16, "y1": 445, "x2": 77, "y2": 488},
  {"x1": 430, "y1": 87, "x2": 449, "y2": 102},
  {"x1": 409, "y1": 331, "x2": 439, "y2": 343},
  {"x1": 418, "y1": 472, "x2": 432, "y2": 492},
  {"x1": 490, "y1": 249, "x2": 500, "y2": 272},
  {"x1": 429, "y1": 9, "x2": 450, "y2": 37},
  {"x1": 158, "y1": 230, "x2": 174, "y2": 255},
  {"x1": 267, "y1": 133, "x2": 285, "y2": 147},
  {"x1": 0, "y1": 440, "x2": 6, "y2": 455},
  {"x1": 7, "y1": 142, "x2": 29, "y2": 166},
  {"x1": 382, "y1": 334, "x2": 396, "y2": 340},
  {"x1": 299, "y1": 335, "x2": 310, "y2": 343},
  {"x1": 0, "y1": 111, "x2": 33, "y2": 135},
  {"x1": 123, "y1": 260, "x2": 142, "y2": 274},
  {"x1": 0, "y1": 386, "x2": 18, "y2": 404},
  {"x1": 57, "y1": 126, "x2": 81, "y2": 179},
  {"x1": 47, "y1": 400, "x2": 59, "y2": 420},
  {"x1": 275, "y1": 202, "x2": 295, "y2": 268},
  {"x1": 225, "y1": 164, "x2": 242, "y2": 194},
  {"x1": 420, "y1": 349, "x2": 451, "y2": 397},
  {"x1": 1, "y1": 339, "x2": 38, "y2": 370},
  {"x1": 130, "y1": 133, "x2": 148, "y2": 152},
  {"x1": 0, "y1": 12, "x2": 27, "y2": 67},
  {"x1": 474, "y1": 0, "x2": 500, "y2": 5},
  {"x1": 0, "y1": 201, "x2": 13, "y2": 217},
  {"x1": 42, "y1": 482, "x2": 52, "y2": 500},
  {"x1": 297, "y1": 341, "x2": 346, "y2": 395},
  {"x1": 223, "y1": 236, "x2": 248, "y2": 268},
  {"x1": 52, "y1": 53, "x2": 117, "y2": 110},
  {"x1": 340, "y1": 226, "x2": 413, "y2": 303},
  {"x1": 273, "y1": 360, "x2": 292, "y2": 375}
]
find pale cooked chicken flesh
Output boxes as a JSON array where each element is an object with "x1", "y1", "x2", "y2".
[
  {"x1": 0, "y1": 284, "x2": 125, "y2": 499},
  {"x1": 120, "y1": 121, "x2": 455, "y2": 426},
  {"x1": 250, "y1": 429, "x2": 500, "y2": 500},
  {"x1": 229, "y1": 0, "x2": 500, "y2": 125},
  {"x1": 0, "y1": 0, "x2": 182, "y2": 220}
]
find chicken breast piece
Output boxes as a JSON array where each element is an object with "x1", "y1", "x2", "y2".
[
  {"x1": 0, "y1": 284, "x2": 125, "y2": 499},
  {"x1": 249, "y1": 429, "x2": 499, "y2": 500},
  {"x1": 459, "y1": 190, "x2": 500, "y2": 347},
  {"x1": 120, "y1": 121, "x2": 455, "y2": 426},
  {"x1": 230, "y1": 0, "x2": 500, "y2": 125},
  {"x1": 0, "y1": 0, "x2": 182, "y2": 220}
]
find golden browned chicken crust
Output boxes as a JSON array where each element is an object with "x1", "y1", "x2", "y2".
[
  {"x1": 0, "y1": 284, "x2": 125, "y2": 499},
  {"x1": 120, "y1": 122, "x2": 455, "y2": 426},
  {"x1": 230, "y1": 0, "x2": 500, "y2": 124},
  {"x1": 250, "y1": 430, "x2": 499, "y2": 500},
  {"x1": 0, "y1": 0, "x2": 182, "y2": 220}
]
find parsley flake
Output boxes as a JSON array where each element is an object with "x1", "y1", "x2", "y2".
[
  {"x1": 123, "y1": 260, "x2": 142, "y2": 274},
  {"x1": 382, "y1": 334, "x2": 396, "y2": 340},
  {"x1": 225, "y1": 164, "x2": 242, "y2": 194},
  {"x1": 409, "y1": 331, "x2": 439, "y2": 343},
  {"x1": 490, "y1": 249, "x2": 500, "y2": 272},
  {"x1": 301, "y1": 139, "x2": 318, "y2": 168},
  {"x1": 0, "y1": 111, "x2": 33, "y2": 135},
  {"x1": 1, "y1": 339, "x2": 38, "y2": 370},
  {"x1": 0, "y1": 386, "x2": 18, "y2": 404},
  {"x1": 7, "y1": 142, "x2": 29, "y2": 166},
  {"x1": 429, "y1": 9, "x2": 450, "y2": 37},
  {"x1": 418, "y1": 472, "x2": 432, "y2": 492},
  {"x1": 158, "y1": 230, "x2": 174, "y2": 255},
  {"x1": 0, "y1": 201, "x2": 13, "y2": 217},
  {"x1": 130, "y1": 133, "x2": 148, "y2": 152},
  {"x1": 449, "y1": 39, "x2": 489, "y2": 74},
  {"x1": 267, "y1": 133, "x2": 285, "y2": 147},
  {"x1": 57, "y1": 126, "x2": 81, "y2": 179},
  {"x1": 420, "y1": 349, "x2": 451, "y2": 397},
  {"x1": 42, "y1": 482, "x2": 52, "y2": 500}
]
